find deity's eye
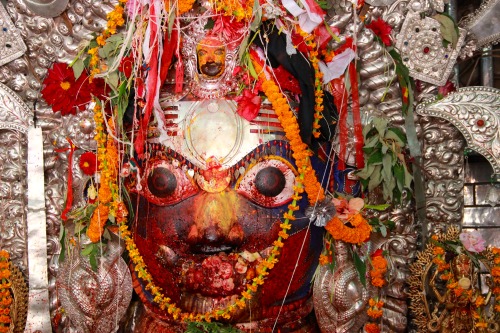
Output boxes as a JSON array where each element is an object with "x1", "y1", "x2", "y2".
[
  {"x1": 147, "y1": 168, "x2": 177, "y2": 198},
  {"x1": 198, "y1": 50, "x2": 207, "y2": 57},
  {"x1": 236, "y1": 157, "x2": 297, "y2": 208},
  {"x1": 142, "y1": 159, "x2": 198, "y2": 206}
]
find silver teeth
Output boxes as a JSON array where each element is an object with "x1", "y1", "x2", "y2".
[
  {"x1": 180, "y1": 293, "x2": 240, "y2": 314},
  {"x1": 155, "y1": 245, "x2": 179, "y2": 267}
]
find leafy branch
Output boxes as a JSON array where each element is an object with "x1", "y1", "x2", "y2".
[{"x1": 355, "y1": 117, "x2": 413, "y2": 204}]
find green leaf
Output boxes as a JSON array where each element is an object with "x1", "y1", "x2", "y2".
[
  {"x1": 386, "y1": 127, "x2": 407, "y2": 145},
  {"x1": 364, "y1": 135, "x2": 379, "y2": 148},
  {"x1": 433, "y1": 13, "x2": 459, "y2": 48},
  {"x1": 352, "y1": 251, "x2": 367, "y2": 288},
  {"x1": 356, "y1": 163, "x2": 375, "y2": 180},
  {"x1": 373, "y1": 118, "x2": 388, "y2": 135},
  {"x1": 368, "y1": 150, "x2": 383, "y2": 165},
  {"x1": 81, "y1": 243, "x2": 95, "y2": 256},
  {"x1": 249, "y1": 0, "x2": 262, "y2": 32},
  {"x1": 365, "y1": 203, "x2": 391, "y2": 211},
  {"x1": 382, "y1": 153, "x2": 393, "y2": 184},
  {"x1": 89, "y1": 252, "x2": 98, "y2": 271},
  {"x1": 380, "y1": 225, "x2": 387, "y2": 237},
  {"x1": 72, "y1": 58, "x2": 85, "y2": 80},
  {"x1": 368, "y1": 165, "x2": 382, "y2": 191},
  {"x1": 204, "y1": 18, "x2": 215, "y2": 30},
  {"x1": 393, "y1": 162, "x2": 405, "y2": 192}
]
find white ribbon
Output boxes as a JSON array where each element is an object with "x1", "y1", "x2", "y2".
[
  {"x1": 25, "y1": 126, "x2": 51, "y2": 333},
  {"x1": 319, "y1": 48, "x2": 356, "y2": 84},
  {"x1": 281, "y1": 0, "x2": 325, "y2": 33}
]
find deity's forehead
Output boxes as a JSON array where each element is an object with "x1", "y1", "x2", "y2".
[
  {"x1": 196, "y1": 36, "x2": 225, "y2": 49},
  {"x1": 150, "y1": 100, "x2": 286, "y2": 169}
]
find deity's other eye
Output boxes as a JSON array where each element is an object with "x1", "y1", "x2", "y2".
[
  {"x1": 147, "y1": 168, "x2": 177, "y2": 198},
  {"x1": 215, "y1": 49, "x2": 224, "y2": 56},
  {"x1": 198, "y1": 50, "x2": 207, "y2": 57},
  {"x1": 236, "y1": 157, "x2": 297, "y2": 208},
  {"x1": 141, "y1": 159, "x2": 198, "y2": 206}
]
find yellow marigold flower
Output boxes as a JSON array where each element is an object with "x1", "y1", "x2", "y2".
[{"x1": 242, "y1": 291, "x2": 252, "y2": 300}]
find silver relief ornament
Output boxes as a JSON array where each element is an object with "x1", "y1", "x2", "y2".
[
  {"x1": 0, "y1": 2, "x2": 27, "y2": 67},
  {"x1": 395, "y1": 11, "x2": 466, "y2": 86}
]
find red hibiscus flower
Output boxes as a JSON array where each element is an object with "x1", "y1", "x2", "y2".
[
  {"x1": 366, "y1": 18, "x2": 392, "y2": 46},
  {"x1": 235, "y1": 89, "x2": 261, "y2": 121},
  {"x1": 79, "y1": 151, "x2": 98, "y2": 175},
  {"x1": 41, "y1": 63, "x2": 92, "y2": 115}
]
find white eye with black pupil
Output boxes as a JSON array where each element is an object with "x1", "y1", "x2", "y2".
[
  {"x1": 236, "y1": 157, "x2": 297, "y2": 208},
  {"x1": 254, "y1": 167, "x2": 286, "y2": 197}
]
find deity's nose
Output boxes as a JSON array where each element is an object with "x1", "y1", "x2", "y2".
[{"x1": 186, "y1": 192, "x2": 244, "y2": 253}]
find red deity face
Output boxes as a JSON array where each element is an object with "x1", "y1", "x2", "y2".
[{"x1": 127, "y1": 142, "x2": 327, "y2": 329}]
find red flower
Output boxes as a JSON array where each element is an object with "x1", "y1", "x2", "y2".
[
  {"x1": 79, "y1": 151, "x2": 98, "y2": 175},
  {"x1": 371, "y1": 248, "x2": 384, "y2": 259},
  {"x1": 41, "y1": 63, "x2": 92, "y2": 115},
  {"x1": 438, "y1": 80, "x2": 456, "y2": 97},
  {"x1": 211, "y1": 16, "x2": 245, "y2": 50},
  {"x1": 366, "y1": 18, "x2": 392, "y2": 46},
  {"x1": 119, "y1": 54, "x2": 135, "y2": 78},
  {"x1": 235, "y1": 89, "x2": 261, "y2": 121}
]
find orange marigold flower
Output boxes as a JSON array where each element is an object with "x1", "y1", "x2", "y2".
[
  {"x1": 364, "y1": 322, "x2": 381, "y2": 333},
  {"x1": 319, "y1": 254, "x2": 330, "y2": 265}
]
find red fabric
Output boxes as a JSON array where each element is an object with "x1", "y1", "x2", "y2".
[
  {"x1": 331, "y1": 78, "x2": 348, "y2": 170},
  {"x1": 135, "y1": 4, "x2": 160, "y2": 157},
  {"x1": 61, "y1": 139, "x2": 76, "y2": 221},
  {"x1": 349, "y1": 62, "x2": 364, "y2": 169},
  {"x1": 159, "y1": 29, "x2": 178, "y2": 85}
]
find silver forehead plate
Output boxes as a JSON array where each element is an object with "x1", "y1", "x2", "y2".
[{"x1": 153, "y1": 99, "x2": 286, "y2": 169}]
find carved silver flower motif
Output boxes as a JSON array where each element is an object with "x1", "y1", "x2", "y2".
[{"x1": 469, "y1": 113, "x2": 492, "y2": 134}]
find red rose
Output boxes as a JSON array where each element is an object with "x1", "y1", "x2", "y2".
[
  {"x1": 438, "y1": 80, "x2": 456, "y2": 97},
  {"x1": 79, "y1": 151, "x2": 98, "y2": 175},
  {"x1": 235, "y1": 89, "x2": 261, "y2": 121}
]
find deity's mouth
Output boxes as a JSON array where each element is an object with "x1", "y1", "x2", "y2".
[
  {"x1": 155, "y1": 245, "x2": 273, "y2": 301},
  {"x1": 201, "y1": 62, "x2": 223, "y2": 77}
]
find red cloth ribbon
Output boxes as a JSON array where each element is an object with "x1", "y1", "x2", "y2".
[
  {"x1": 134, "y1": 4, "x2": 160, "y2": 157},
  {"x1": 61, "y1": 138, "x2": 76, "y2": 221},
  {"x1": 349, "y1": 62, "x2": 364, "y2": 169}
]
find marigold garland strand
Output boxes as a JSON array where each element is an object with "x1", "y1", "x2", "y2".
[{"x1": 0, "y1": 250, "x2": 12, "y2": 333}]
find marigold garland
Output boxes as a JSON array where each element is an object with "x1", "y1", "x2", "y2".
[
  {"x1": 88, "y1": 0, "x2": 128, "y2": 80},
  {"x1": 250, "y1": 53, "x2": 325, "y2": 205},
  {"x1": 87, "y1": 101, "x2": 124, "y2": 243},
  {"x1": 0, "y1": 250, "x2": 12, "y2": 333},
  {"x1": 297, "y1": 27, "x2": 325, "y2": 139},
  {"x1": 324, "y1": 213, "x2": 371, "y2": 245},
  {"x1": 208, "y1": 0, "x2": 254, "y2": 22},
  {"x1": 487, "y1": 247, "x2": 500, "y2": 327}
]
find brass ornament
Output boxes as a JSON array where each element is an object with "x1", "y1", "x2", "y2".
[{"x1": 408, "y1": 226, "x2": 498, "y2": 332}]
